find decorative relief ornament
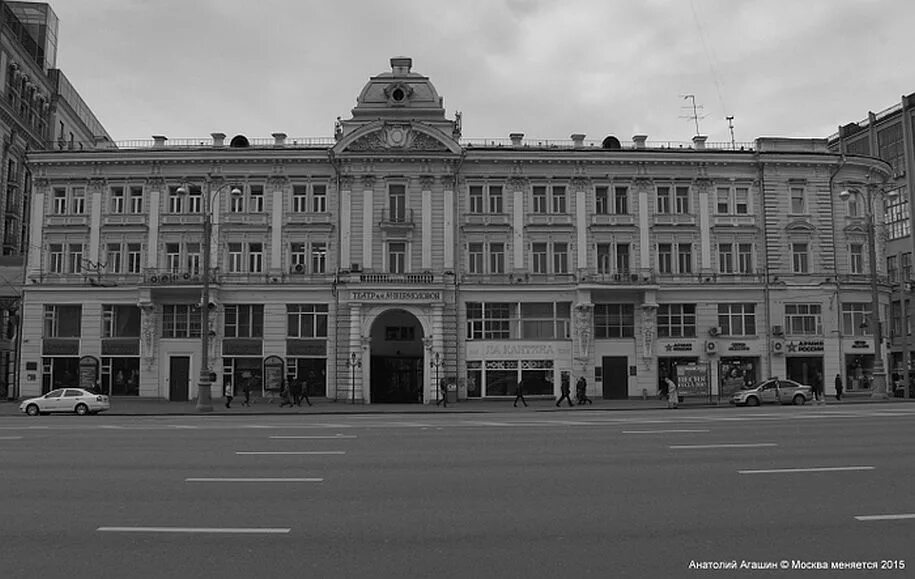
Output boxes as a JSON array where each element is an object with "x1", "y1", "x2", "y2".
[
  {"x1": 383, "y1": 82, "x2": 414, "y2": 105},
  {"x1": 574, "y1": 303, "x2": 594, "y2": 359},
  {"x1": 508, "y1": 176, "x2": 528, "y2": 191}
]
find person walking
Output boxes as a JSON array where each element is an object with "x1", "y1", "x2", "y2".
[
  {"x1": 575, "y1": 376, "x2": 592, "y2": 405},
  {"x1": 513, "y1": 377, "x2": 528, "y2": 407},
  {"x1": 290, "y1": 376, "x2": 303, "y2": 407},
  {"x1": 436, "y1": 378, "x2": 448, "y2": 407},
  {"x1": 813, "y1": 373, "x2": 825, "y2": 405},
  {"x1": 556, "y1": 374, "x2": 573, "y2": 407},
  {"x1": 279, "y1": 380, "x2": 295, "y2": 408},
  {"x1": 299, "y1": 375, "x2": 313, "y2": 407},
  {"x1": 241, "y1": 378, "x2": 252, "y2": 407},
  {"x1": 224, "y1": 380, "x2": 234, "y2": 409},
  {"x1": 665, "y1": 376, "x2": 679, "y2": 409},
  {"x1": 835, "y1": 373, "x2": 843, "y2": 401}
]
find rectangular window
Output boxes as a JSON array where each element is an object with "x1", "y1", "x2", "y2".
[
  {"x1": 902, "y1": 252, "x2": 912, "y2": 281},
  {"x1": 877, "y1": 124, "x2": 905, "y2": 175},
  {"x1": 102, "y1": 305, "x2": 141, "y2": 338},
  {"x1": 532, "y1": 186, "x2": 548, "y2": 214},
  {"x1": 520, "y1": 302, "x2": 571, "y2": 339},
  {"x1": 790, "y1": 187, "x2": 806, "y2": 214},
  {"x1": 468, "y1": 242, "x2": 484, "y2": 274},
  {"x1": 186, "y1": 243, "x2": 201, "y2": 276},
  {"x1": 71, "y1": 187, "x2": 85, "y2": 214},
  {"x1": 186, "y1": 186, "x2": 202, "y2": 213},
  {"x1": 718, "y1": 243, "x2": 734, "y2": 274},
  {"x1": 311, "y1": 242, "x2": 327, "y2": 274},
  {"x1": 224, "y1": 305, "x2": 264, "y2": 338},
  {"x1": 850, "y1": 243, "x2": 864, "y2": 274},
  {"x1": 312, "y1": 184, "x2": 327, "y2": 213},
  {"x1": 228, "y1": 243, "x2": 243, "y2": 273},
  {"x1": 551, "y1": 186, "x2": 567, "y2": 213},
  {"x1": 677, "y1": 243, "x2": 692, "y2": 274},
  {"x1": 595, "y1": 186, "x2": 609, "y2": 215},
  {"x1": 127, "y1": 244, "x2": 142, "y2": 274},
  {"x1": 532, "y1": 242, "x2": 548, "y2": 273},
  {"x1": 110, "y1": 186, "x2": 125, "y2": 214},
  {"x1": 892, "y1": 301, "x2": 902, "y2": 337},
  {"x1": 674, "y1": 186, "x2": 689, "y2": 214},
  {"x1": 489, "y1": 243, "x2": 505, "y2": 273},
  {"x1": 43, "y1": 305, "x2": 82, "y2": 337},
  {"x1": 594, "y1": 304, "x2": 635, "y2": 338},
  {"x1": 286, "y1": 304, "x2": 329, "y2": 338},
  {"x1": 465, "y1": 302, "x2": 514, "y2": 340},
  {"x1": 249, "y1": 185, "x2": 265, "y2": 212},
  {"x1": 886, "y1": 195, "x2": 911, "y2": 241},
  {"x1": 847, "y1": 196, "x2": 860, "y2": 218},
  {"x1": 613, "y1": 186, "x2": 628, "y2": 214},
  {"x1": 552, "y1": 242, "x2": 568, "y2": 274},
  {"x1": 469, "y1": 186, "x2": 484, "y2": 214},
  {"x1": 716, "y1": 187, "x2": 730, "y2": 214},
  {"x1": 738, "y1": 244, "x2": 753, "y2": 274},
  {"x1": 388, "y1": 242, "x2": 406, "y2": 273},
  {"x1": 106, "y1": 243, "x2": 122, "y2": 274},
  {"x1": 785, "y1": 303, "x2": 822, "y2": 335},
  {"x1": 718, "y1": 303, "x2": 756, "y2": 336},
  {"x1": 248, "y1": 243, "x2": 264, "y2": 273},
  {"x1": 735, "y1": 188, "x2": 749, "y2": 214},
  {"x1": 656, "y1": 186, "x2": 671, "y2": 214},
  {"x1": 658, "y1": 243, "x2": 673, "y2": 274},
  {"x1": 290, "y1": 242, "x2": 306, "y2": 270},
  {"x1": 49, "y1": 243, "x2": 64, "y2": 273},
  {"x1": 657, "y1": 304, "x2": 696, "y2": 338},
  {"x1": 792, "y1": 243, "x2": 809, "y2": 273},
  {"x1": 293, "y1": 185, "x2": 308, "y2": 213},
  {"x1": 388, "y1": 184, "x2": 406, "y2": 222},
  {"x1": 888, "y1": 255, "x2": 899, "y2": 282},
  {"x1": 842, "y1": 303, "x2": 872, "y2": 336},
  {"x1": 53, "y1": 188, "x2": 67, "y2": 214},
  {"x1": 68, "y1": 244, "x2": 83, "y2": 273},
  {"x1": 597, "y1": 243, "x2": 612, "y2": 274},
  {"x1": 162, "y1": 304, "x2": 201, "y2": 339},
  {"x1": 616, "y1": 243, "x2": 630, "y2": 274},
  {"x1": 166, "y1": 242, "x2": 181, "y2": 273},
  {"x1": 488, "y1": 186, "x2": 503, "y2": 213},
  {"x1": 168, "y1": 187, "x2": 183, "y2": 213},
  {"x1": 129, "y1": 186, "x2": 144, "y2": 214},
  {"x1": 230, "y1": 192, "x2": 244, "y2": 213}
]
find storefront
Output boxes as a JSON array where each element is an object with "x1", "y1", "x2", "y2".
[
  {"x1": 718, "y1": 341, "x2": 761, "y2": 398},
  {"x1": 465, "y1": 341, "x2": 571, "y2": 397},
  {"x1": 844, "y1": 338, "x2": 875, "y2": 391},
  {"x1": 657, "y1": 341, "x2": 698, "y2": 397},
  {"x1": 286, "y1": 339, "x2": 328, "y2": 397},
  {"x1": 784, "y1": 339, "x2": 824, "y2": 386}
]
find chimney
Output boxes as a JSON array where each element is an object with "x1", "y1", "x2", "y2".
[
  {"x1": 211, "y1": 132, "x2": 226, "y2": 147},
  {"x1": 390, "y1": 57, "x2": 412, "y2": 75},
  {"x1": 509, "y1": 133, "x2": 524, "y2": 146},
  {"x1": 692, "y1": 135, "x2": 708, "y2": 150},
  {"x1": 152, "y1": 135, "x2": 167, "y2": 148},
  {"x1": 272, "y1": 132, "x2": 287, "y2": 146},
  {"x1": 570, "y1": 134, "x2": 585, "y2": 148},
  {"x1": 632, "y1": 135, "x2": 647, "y2": 149}
]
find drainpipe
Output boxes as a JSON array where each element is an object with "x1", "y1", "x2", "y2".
[
  {"x1": 829, "y1": 155, "x2": 847, "y2": 390},
  {"x1": 756, "y1": 155, "x2": 775, "y2": 379},
  {"x1": 328, "y1": 148, "x2": 342, "y2": 401}
]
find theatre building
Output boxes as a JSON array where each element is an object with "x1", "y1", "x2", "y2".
[{"x1": 18, "y1": 57, "x2": 893, "y2": 402}]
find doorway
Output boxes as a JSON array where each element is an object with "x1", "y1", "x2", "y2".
[
  {"x1": 601, "y1": 356, "x2": 629, "y2": 399},
  {"x1": 368, "y1": 309, "x2": 425, "y2": 404},
  {"x1": 169, "y1": 356, "x2": 190, "y2": 401},
  {"x1": 371, "y1": 356, "x2": 422, "y2": 403},
  {"x1": 785, "y1": 356, "x2": 823, "y2": 387}
]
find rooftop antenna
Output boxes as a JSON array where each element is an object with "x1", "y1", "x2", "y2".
[
  {"x1": 726, "y1": 115, "x2": 735, "y2": 149},
  {"x1": 679, "y1": 94, "x2": 705, "y2": 137}
]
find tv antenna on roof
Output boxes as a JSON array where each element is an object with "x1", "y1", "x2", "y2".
[
  {"x1": 679, "y1": 94, "x2": 705, "y2": 137},
  {"x1": 726, "y1": 116, "x2": 736, "y2": 149}
]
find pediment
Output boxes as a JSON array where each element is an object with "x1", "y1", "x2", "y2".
[
  {"x1": 843, "y1": 224, "x2": 867, "y2": 235},
  {"x1": 785, "y1": 219, "x2": 816, "y2": 232},
  {"x1": 334, "y1": 121, "x2": 461, "y2": 155}
]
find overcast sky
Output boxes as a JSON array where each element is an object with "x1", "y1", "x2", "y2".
[{"x1": 44, "y1": 0, "x2": 913, "y2": 145}]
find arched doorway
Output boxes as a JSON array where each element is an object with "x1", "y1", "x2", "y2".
[{"x1": 368, "y1": 309, "x2": 425, "y2": 403}]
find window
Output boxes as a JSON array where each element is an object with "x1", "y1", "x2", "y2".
[
  {"x1": 785, "y1": 303, "x2": 822, "y2": 335},
  {"x1": 290, "y1": 243, "x2": 306, "y2": 270},
  {"x1": 850, "y1": 243, "x2": 864, "y2": 274},
  {"x1": 551, "y1": 186, "x2": 567, "y2": 214},
  {"x1": 737, "y1": 244, "x2": 753, "y2": 274},
  {"x1": 716, "y1": 187, "x2": 730, "y2": 214},
  {"x1": 127, "y1": 244, "x2": 142, "y2": 274},
  {"x1": 312, "y1": 185, "x2": 327, "y2": 213},
  {"x1": 674, "y1": 186, "x2": 689, "y2": 214},
  {"x1": 888, "y1": 255, "x2": 899, "y2": 283},
  {"x1": 616, "y1": 243, "x2": 630, "y2": 274},
  {"x1": 311, "y1": 242, "x2": 326, "y2": 274},
  {"x1": 657, "y1": 304, "x2": 696, "y2": 338},
  {"x1": 532, "y1": 243, "x2": 547, "y2": 273},
  {"x1": 68, "y1": 244, "x2": 83, "y2": 273},
  {"x1": 248, "y1": 243, "x2": 263, "y2": 273},
  {"x1": 49, "y1": 243, "x2": 64, "y2": 273},
  {"x1": 110, "y1": 187, "x2": 125, "y2": 214},
  {"x1": 228, "y1": 243, "x2": 243, "y2": 273},
  {"x1": 792, "y1": 243, "x2": 809, "y2": 273},
  {"x1": 677, "y1": 243, "x2": 692, "y2": 274},
  {"x1": 224, "y1": 305, "x2": 264, "y2": 338},
  {"x1": 595, "y1": 186, "x2": 610, "y2": 215},
  {"x1": 847, "y1": 196, "x2": 860, "y2": 218},
  {"x1": 469, "y1": 186, "x2": 484, "y2": 214},
  {"x1": 186, "y1": 186, "x2": 202, "y2": 213},
  {"x1": 287, "y1": 304, "x2": 329, "y2": 338},
  {"x1": 735, "y1": 188, "x2": 749, "y2": 214},
  {"x1": 597, "y1": 244, "x2": 611, "y2": 274},
  {"x1": 594, "y1": 304, "x2": 635, "y2": 338},
  {"x1": 466, "y1": 302, "x2": 513, "y2": 340},
  {"x1": 162, "y1": 304, "x2": 201, "y2": 338},
  {"x1": 166, "y1": 243, "x2": 181, "y2": 273},
  {"x1": 877, "y1": 124, "x2": 905, "y2": 175},
  {"x1": 186, "y1": 243, "x2": 201, "y2": 275},
  {"x1": 388, "y1": 242, "x2": 406, "y2": 273},
  {"x1": 613, "y1": 186, "x2": 628, "y2": 214},
  {"x1": 388, "y1": 184, "x2": 406, "y2": 222},
  {"x1": 44, "y1": 305, "x2": 81, "y2": 337},
  {"x1": 168, "y1": 187, "x2": 183, "y2": 213},
  {"x1": 552, "y1": 243, "x2": 568, "y2": 274},
  {"x1": 71, "y1": 187, "x2": 85, "y2": 214},
  {"x1": 293, "y1": 185, "x2": 308, "y2": 213},
  {"x1": 842, "y1": 303, "x2": 872, "y2": 336},
  {"x1": 468, "y1": 243, "x2": 483, "y2": 273},
  {"x1": 53, "y1": 187, "x2": 67, "y2": 214},
  {"x1": 892, "y1": 301, "x2": 902, "y2": 337},
  {"x1": 716, "y1": 186, "x2": 750, "y2": 214},
  {"x1": 903, "y1": 252, "x2": 913, "y2": 281},
  {"x1": 520, "y1": 302, "x2": 570, "y2": 339},
  {"x1": 102, "y1": 305, "x2": 140, "y2": 338},
  {"x1": 656, "y1": 186, "x2": 671, "y2": 214},
  {"x1": 790, "y1": 186, "x2": 806, "y2": 214},
  {"x1": 129, "y1": 186, "x2": 144, "y2": 214},
  {"x1": 658, "y1": 243, "x2": 673, "y2": 274},
  {"x1": 230, "y1": 192, "x2": 244, "y2": 213},
  {"x1": 249, "y1": 185, "x2": 264, "y2": 212},
  {"x1": 106, "y1": 243, "x2": 122, "y2": 274},
  {"x1": 489, "y1": 243, "x2": 505, "y2": 273},
  {"x1": 532, "y1": 186, "x2": 548, "y2": 214},
  {"x1": 718, "y1": 303, "x2": 756, "y2": 336},
  {"x1": 718, "y1": 243, "x2": 734, "y2": 273},
  {"x1": 489, "y1": 186, "x2": 503, "y2": 213}
]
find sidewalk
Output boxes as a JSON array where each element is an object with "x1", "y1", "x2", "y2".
[{"x1": 2, "y1": 391, "x2": 910, "y2": 417}]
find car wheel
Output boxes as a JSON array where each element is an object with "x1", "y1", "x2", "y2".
[
  {"x1": 793, "y1": 394, "x2": 806, "y2": 405},
  {"x1": 26, "y1": 404, "x2": 40, "y2": 416},
  {"x1": 746, "y1": 396, "x2": 760, "y2": 406},
  {"x1": 75, "y1": 403, "x2": 89, "y2": 416}
]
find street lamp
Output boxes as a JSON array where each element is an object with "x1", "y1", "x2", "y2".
[
  {"x1": 177, "y1": 177, "x2": 242, "y2": 412},
  {"x1": 429, "y1": 351, "x2": 443, "y2": 405},
  {"x1": 347, "y1": 351, "x2": 362, "y2": 405},
  {"x1": 840, "y1": 182, "x2": 899, "y2": 399}
]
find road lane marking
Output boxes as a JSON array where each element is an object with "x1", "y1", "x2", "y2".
[
  {"x1": 855, "y1": 514, "x2": 915, "y2": 521},
  {"x1": 670, "y1": 443, "x2": 777, "y2": 449},
  {"x1": 186, "y1": 478, "x2": 323, "y2": 483},
  {"x1": 739, "y1": 466, "x2": 875, "y2": 475},
  {"x1": 0, "y1": 436, "x2": 23, "y2": 440},
  {"x1": 269, "y1": 435, "x2": 356, "y2": 439},
  {"x1": 97, "y1": 527, "x2": 290, "y2": 534},
  {"x1": 236, "y1": 451, "x2": 346, "y2": 455},
  {"x1": 623, "y1": 429, "x2": 711, "y2": 434}
]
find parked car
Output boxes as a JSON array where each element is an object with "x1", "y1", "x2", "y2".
[
  {"x1": 19, "y1": 388, "x2": 110, "y2": 416},
  {"x1": 729, "y1": 378, "x2": 813, "y2": 406}
]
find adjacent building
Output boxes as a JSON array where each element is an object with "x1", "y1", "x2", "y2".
[{"x1": 19, "y1": 57, "x2": 892, "y2": 403}]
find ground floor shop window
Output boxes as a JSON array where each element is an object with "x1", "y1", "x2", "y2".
[
  {"x1": 42, "y1": 357, "x2": 80, "y2": 393},
  {"x1": 223, "y1": 357, "x2": 264, "y2": 398},
  {"x1": 786, "y1": 356, "x2": 823, "y2": 386},
  {"x1": 657, "y1": 357, "x2": 698, "y2": 397},
  {"x1": 101, "y1": 357, "x2": 139, "y2": 396},
  {"x1": 845, "y1": 354, "x2": 874, "y2": 391},
  {"x1": 467, "y1": 361, "x2": 482, "y2": 397},
  {"x1": 286, "y1": 357, "x2": 326, "y2": 396},
  {"x1": 466, "y1": 359, "x2": 554, "y2": 396},
  {"x1": 719, "y1": 357, "x2": 759, "y2": 397}
]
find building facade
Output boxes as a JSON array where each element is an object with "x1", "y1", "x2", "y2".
[
  {"x1": 829, "y1": 93, "x2": 915, "y2": 395},
  {"x1": 19, "y1": 57, "x2": 892, "y2": 403}
]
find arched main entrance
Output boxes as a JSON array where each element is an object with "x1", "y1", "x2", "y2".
[{"x1": 368, "y1": 309, "x2": 425, "y2": 403}]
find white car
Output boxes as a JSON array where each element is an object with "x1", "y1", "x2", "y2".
[
  {"x1": 729, "y1": 378, "x2": 813, "y2": 406},
  {"x1": 19, "y1": 388, "x2": 111, "y2": 416}
]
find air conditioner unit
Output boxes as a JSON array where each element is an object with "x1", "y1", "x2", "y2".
[
  {"x1": 630, "y1": 273, "x2": 640, "y2": 282},
  {"x1": 149, "y1": 275, "x2": 159, "y2": 284},
  {"x1": 182, "y1": 272, "x2": 191, "y2": 280},
  {"x1": 291, "y1": 263, "x2": 306, "y2": 274},
  {"x1": 350, "y1": 263, "x2": 362, "y2": 273},
  {"x1": 612, "y1": 273, "x2": 622, "y2": 281},
  {"x1": 159, "y1": 274, "x2": 171, "y2": 284},
  {"x1": 705, "y1": 341, "x2": 718, "y2": 355},
  {"x1": 772, "y1": 339, "x2": 786, "y2": 355},
  {"x1": 772, "y1": 325, "x2": 784, "y2": 337},
  {"x1": 709, "y1": 326, "x2": 721, "y2": 337},
  {"x1": 269, "y1": 276, "x2": 282, "y2": 284}
]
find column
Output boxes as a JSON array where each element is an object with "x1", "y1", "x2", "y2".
[
  {"x1": 87, "y1": 178, "x2": 104, "y2": 264},
  {"x1": 573, "y1": 177, "x2": 589, "y2": 269},
  {"x1": 636, "y1": 179, "x2": 651, "y2": 271},
  {"x1": 26, "y1": 179, "x2": 46, "y2": 280},
  {"x1": 269, "y1": 178, "x2": 285, "y2": 272},
  {"x1": 362, "y1": 176, "x2": 375, "y2": 270},
  {"x1": 421, "y1": 176, "x2": 433, "y2": 270},
  {"x1": 511, "y1": 177, "x2": 527, "y2": 270},
  {"x1": 146, "y1": 178, "x2": 163, "y2": 270},
  {"x1": 349, "y1": 302, "x2": 364, "y2": 402},
  {"x1": 697, "y1": 177, "x2": 712, "y2": 272},
  {"x1": 443, "y1": 179, "x2": 454, "y2": 269},
  {"x1": 340, "y1": 176, "x2": 353, "y2": 268}
]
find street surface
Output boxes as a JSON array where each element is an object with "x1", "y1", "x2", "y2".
[{"x1": 2, "y1": 405, "x2": 914, "y2": 578}]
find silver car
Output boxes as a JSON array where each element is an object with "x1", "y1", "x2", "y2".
[
  {"x1": 729, "y1": 378, "x2": 813, "y2": 406},
  {"x1": 19, "y1": 388, "x2": 111, "y2": 416}
]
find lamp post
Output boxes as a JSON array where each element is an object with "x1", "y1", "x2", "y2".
[
  {"x1": 430, "y1": 351, "x2": 442, "y2": 404},
  {"x1": 348, "y1": 351, "x2": 362, "y2": 405},
  {"x1": 177, "y1": 177, "x2": 241, "y2": 412},
  {"x1": 840, "y1": 182, "x2": 899, "y2": 399}
]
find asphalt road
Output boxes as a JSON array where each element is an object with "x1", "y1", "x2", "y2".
[{"x1": 2, "y1": 406, "x2": 914, "y2": 578}]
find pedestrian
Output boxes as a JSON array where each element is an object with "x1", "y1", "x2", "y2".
[
  {"x1": 242, "y1": 378, "x2": 252, "y2": 407},
  {"x1": 665, "y1": 376, "x2": 678, "y2": 409},
  {"x1": 556, "y1": 374, "x2": 573, "y2": 407},
  {"x1": 290, "y1": 376, "x2": 303, "y2": 406},
  {"x1": 813, "y1": 373, "x2": 825, "y2": 405},
  {"x1": 436, "y1": 378, "x2": 448, "y2": 407},
  {"x1": 834, "y1": 373, "x2": 843, "y2": 401},
  {"x1": 513, "y1": 377, "x2": 528, "y2": 407},
  {"x1": 575, "y1": 376, "x2": 592, "y2": 405},
  {"x1": 658, "y1": 375, "x2": 669, "y2": 401},
  {"x1": 298, "y1": 377, "x2": 313, "y2": 406},
  {"x1": 279, "y1": 380, "x2": 295, "y2": 407},
  {"x1": 224, "y1": 380, "x2": 234, "y2": 409}
]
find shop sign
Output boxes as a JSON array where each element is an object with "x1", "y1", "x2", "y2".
[
  {"x1": 786, "y1": 340, "x2": 824, "y2": 353},
  {"x1": 850, "y1": 340, "x2": 871, "y2": 350},
  {"x1": 466, "y1": 341, "x2": 571, "y2": 360},
  {"x1": 727, "y1": 342, "x2": 751, "y2": 352},
  {"x1": 676, "y1": 363, "x2": 710, "y2": 396},
  {"x1": 350, "y1": 290, "x2": 442, "y2": 302},
  {"x1": 663, "y1": 342, "x2": 694, "y2": 352}
]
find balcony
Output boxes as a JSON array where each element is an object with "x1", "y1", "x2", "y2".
[
  {"x1": 463, "y1": 213, "x2": 511, "y2": 227},
  {"x1": 652, "y1": 213, "x2": 697, "y2": 227},
  {"x1": 143, "y1": 269, "x2": 214, "y2": 286},
  {"x1": 286, "y1": 212, "x2": 335, "y2": 227},
  {"x1": 379, "y1": 208, "x2": 415, "y2": 233},
  {"x1": 358, "y1": 272, "x2": 436, "y2": 284},
  {"x1": 160, "y1": 213, "x2": 204, "y2": 226},
  {"x1": 102, "y1": 214, "x2": 148, "y2": 227},
  {"x1": 711, "y1": 215, "x2": 758, "y2": 228},
  {"x1": 525, "y1": 213, "x2": 574, "y2": 228},
  {"x1": 580, "y1": 271, "x2": 657, "y2": 285},
  {"x1": 590, "y1": 214, "x2": 636, "y2": 227},
  {"x1": 43, "y1": 214, "x2": 89, "y2": 228},
  {"x1": 222, "y1": 212, "x2": 270, "y2": 227}
]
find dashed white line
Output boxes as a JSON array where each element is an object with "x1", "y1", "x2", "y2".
[
  {"x1": 236, "y1": 451, "x2": 346, "y2": 455},
  {"x1": 0, "y1": 436, "x2": 23, "y2": 440},
  {"x1": 855, "y1": 514, "x2": 915, "y2": 521},
  {"x1": 739, "y1": 466, "x2": 875, "y2": 475},
  {"x1": 269, "y1": 435, "x2": 356, "y2": 439},
  {"x1": 185, "y1": 478, "x2": 323, "y2": 483},
  {"x1": 97, "y1": 527, "x2": 290, "y2": 534},
  {"x1": 623, "y1": 429, "x2": 711, "y2": 434},
  {"x1": 670, "y1": 443, "x2": 777, "y2": 449}
]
